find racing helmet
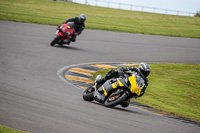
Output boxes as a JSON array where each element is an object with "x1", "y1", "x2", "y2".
[
  {"x1": 138, "y1": 62, "x2": 151, "y2": 78},
  {"x1": 79, "y1": 14, "x2": 86, "y2": 22}
]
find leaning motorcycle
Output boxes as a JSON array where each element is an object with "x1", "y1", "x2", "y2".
[
  {"x1": 50, "y1": 22, "x2": 75, "y2": 46},
  {"x1": 83, "y1": 70, "x2": 142, "y2": 108}
]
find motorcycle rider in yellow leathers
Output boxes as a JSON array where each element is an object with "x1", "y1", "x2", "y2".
[{"x1": 95, "y1": 62, "x2": 151, "y2": 107}]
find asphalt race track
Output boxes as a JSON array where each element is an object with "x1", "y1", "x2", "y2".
[{"x1": 0, "y1": 20, "x2": 200, "y2": 133}]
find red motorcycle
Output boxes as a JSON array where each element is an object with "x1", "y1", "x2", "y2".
[{"x1": 50, "y1": 22, "x2": 75, "y2": 46}]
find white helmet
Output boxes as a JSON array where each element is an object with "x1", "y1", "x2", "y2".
[{"x1": 138, "y1": 62, "x2": 151, "y2": 77}]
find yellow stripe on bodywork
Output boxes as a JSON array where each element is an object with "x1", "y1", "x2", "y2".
[
  {"x1": 65, "y1": 75, "x2": 94, "y2": 83},
  {"x1": 112, "y1": 83, "x2": 117, "y2": 89},
  {"x1": 117, "y1": 79, "x2": 124, "y2": 87},
  {"x1": 102, "y1": 86, "x2": 108, "y2": 96},
  {"x1": 68, "y1": 68, "x2": 95, "y2": 75},
  {"x1": 129, "y1": 75, "x2": 141, "y2": 96},
  {"x1": 91, "y1": 64, "x2": 117, "y2": 69}
]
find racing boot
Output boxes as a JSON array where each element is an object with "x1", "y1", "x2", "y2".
[
  {"x1": 120, "y1": 100, "x2": 130, "y2": 108},
  {"x1": 63, "y1": 39, "x2": 71, "y2": 45},
  {"x1": 66, "y1": 41, "x2": 71, "y2": 45}
]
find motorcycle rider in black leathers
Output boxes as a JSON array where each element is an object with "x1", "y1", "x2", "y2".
[
  {"x1": 95, "y1": 62, "x2": 151, "y2": 107},
  {"x1": 57, "y1": 14, "x2": 86, "y2": 45}
]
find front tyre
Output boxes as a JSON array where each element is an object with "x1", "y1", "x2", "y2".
[
  {"x1": 50, "y1": 35, "x2": 62, "y2": 46},
  {"x1": 104, "y1": 90, "x2": 128, "y2": 108},
  {"x1": 82, "y1": 86, "x2": 95, "y2": 101}
]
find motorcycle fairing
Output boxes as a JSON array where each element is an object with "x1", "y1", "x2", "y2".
[
  {"x1": 96, "y1": 79, "x2": 119, "y2": 102},
  {"x1": 95, "y1": 78, "x2": 131, "y2": 103},
  {"x1": 102, "y1": 86, "x2": 108, "y2": 96},
  {"x1": 128, "y1": 75, "x2": 142, "y2": 96},
  {"x1": 99, "y1": 79, "x2": 114, "y2": 97},
  {"x1": 111, "y1": 78, "x2": 125, "y2": 89},
  {"x1": 57, "y1": 23, "x2": 75, "y2": 40},
  {"x1": 67, "y1": 22, "x2": 76, "y2": 29},
  {"x1": 102, "y1": 78, "x2": 129, "y2": 97}
]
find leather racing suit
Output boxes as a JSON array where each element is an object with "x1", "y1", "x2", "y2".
[{"x1": 95, "y1": 67, "x2": 149, "y2": 107}]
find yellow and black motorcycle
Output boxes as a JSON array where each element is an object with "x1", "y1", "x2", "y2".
[{"x1": 83, "y1": 71, "x2": 143, "y2": 108}]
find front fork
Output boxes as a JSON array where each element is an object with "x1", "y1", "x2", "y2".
[{"x1": 55, "y1": 30, "x2": 70, "y2": 44}]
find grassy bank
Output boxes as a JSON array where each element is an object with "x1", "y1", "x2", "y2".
[
  {"x1": 0, "y1": 0, "x2": 200, "y2": 38},
  {"x1": 92, "y1": 64, "x2": 200, "y2": 123},
  {"x1": 0, "y1": 125, "x2": 26, "y2": 133}
]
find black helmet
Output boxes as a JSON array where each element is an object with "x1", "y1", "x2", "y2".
[
  {"x1": 79, "y1": 14, "x2": 86, "y2": 22},
  {"x1": 138, "y1": 62, "x2": 151, "y2": 78}
]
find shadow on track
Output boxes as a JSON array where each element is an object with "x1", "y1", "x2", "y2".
[
  {"x1": 83, "y1": 100, "x2": 144, "y2": 115},
  {"x1": 52, "y1": 45, "x2": 87, "y2": 51}
]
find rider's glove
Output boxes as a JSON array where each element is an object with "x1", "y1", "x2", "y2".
[
  {"x1": 106, "y1": 69, "x2": 118, "y2": 77},
  {"x1": 118, "y1": 67, "x2": 124, "y2": 72},
  {"x1": 62, "y1": 21, "x2": 67, "y2": 24},
  {"x1": 118, "y1": 67, "x2": 124, "y2": 76}
]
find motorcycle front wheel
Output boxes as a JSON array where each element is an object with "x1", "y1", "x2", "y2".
[
  {"x1": 104, "y1": 90, "x2": 128, "y2": 108},
  {"x1": 50, "y1": 35, "x2": 62, "y2": 46},
  {"x1": 82, "y1": 86, "x2": 95, "y2": 101}
]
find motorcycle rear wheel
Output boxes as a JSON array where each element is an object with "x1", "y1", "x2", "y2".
[
  {"x1": 82, "y1": 86, "x2": 95, "y2": 101},
  {"x1": 50, "y1": 35, "x2": 62, "y2": 46},
  {"x1": 104, "y1": 90, "x2": 128, "y2": 108}
]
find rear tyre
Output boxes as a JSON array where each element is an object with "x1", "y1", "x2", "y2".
[
  {"x1": 82, "y1": 86, "x2": 95, "y2": 101},
  {"x1": 104, "y1": 90, "x2": 128, "y2": 108},
  {"x1": 50, "y1": 35, "x2": 62, "y2": 46}
]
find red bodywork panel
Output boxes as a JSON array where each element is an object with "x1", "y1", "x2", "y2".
[{"x1": 56, "y1": 23, "x2": 75, "y2": 40}]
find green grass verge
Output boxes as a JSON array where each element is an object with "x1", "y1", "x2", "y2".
[
  {"x1": 92, "y1": 64, "x2": 200, "y2": 123},
  {"x1": 0, "y1": 0, "x2": 200, "y2": 38},
  {"x1": 0, "y1": 125, "x2": 26, "y2": 133}
]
